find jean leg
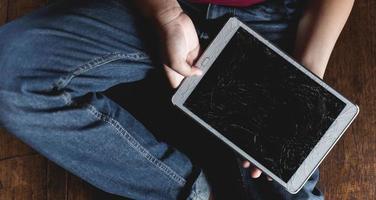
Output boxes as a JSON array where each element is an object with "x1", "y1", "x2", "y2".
[{"x1": 0, "y1": 0, "x2": 201, "y2": 199}]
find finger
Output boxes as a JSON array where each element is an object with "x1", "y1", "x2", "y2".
[
  {"x1": 267, "y1": 176, "x2": 273, "y2": 181},
  {"x1": 251, "y1": 168, "x2": 262, "y2": 178},
  {"x1": 164, "y1": 65, "x2": 185, "y2": 88},
  {"x1": 170, "y1": 58, "x2": 202, "y2": 77},
  {"x1": 242, "y1": 161, "x2": 251, "y2": 168},
  {"x1": 191, "y1": 66, "x2": 203, "y2": 76}
]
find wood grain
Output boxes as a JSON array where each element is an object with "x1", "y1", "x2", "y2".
[
  {"x1": 0, "y1": 0, "x2": 7, "y2": 24},
  {"x1": 66, "y1": 174, "x2": 125, "y2": 200},
  {"x1": 45, "y1": 161, "x2": 125, "y2": 200},
  {"x1": 46, "y1": 161, "x2": 67, "y2": 200},
  {"x1": 7, "y1": 0, "x2": 47, "y2": 21},
  {"x1": 0, "y1": 129, "x2": 35, "y2": 160},
  {"x1": 0, "y1": 155, "x2": 47, "y2": 200}
]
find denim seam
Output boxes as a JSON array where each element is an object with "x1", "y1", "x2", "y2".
[
  {"x1": 62, "y1": 91, "x2": 73, "y2": 105},
  {"x1": 53, "y1": 52, "x2": 149, "y2": 91},
  {"x1": 85, "y1": 104, "x2": 187, "y2": 186}
]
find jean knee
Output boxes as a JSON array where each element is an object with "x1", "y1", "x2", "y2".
[{"x1": 0, "y1": 20, "x2": 59, "y2": 124}]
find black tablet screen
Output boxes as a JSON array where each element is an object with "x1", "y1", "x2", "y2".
[{"x1": 184, "y1": 27, "x2": 346, "y2": 182}]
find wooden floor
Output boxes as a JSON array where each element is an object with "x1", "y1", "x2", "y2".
[{"x1": 0, "y1": 0, "x2": 375, "y2": 199}]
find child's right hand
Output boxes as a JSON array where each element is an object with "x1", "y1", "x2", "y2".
[{"x1": 156, "y1": 7, "x2": 203, "y2": 88}]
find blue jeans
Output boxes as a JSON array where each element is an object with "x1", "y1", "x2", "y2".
[{"x1": 0, "y1": 0, "x2": 323, "y2": 199}]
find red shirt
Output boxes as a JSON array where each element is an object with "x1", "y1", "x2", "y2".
[{"x1": 189, "y1": 0, "x2": 265, "y2": 7}]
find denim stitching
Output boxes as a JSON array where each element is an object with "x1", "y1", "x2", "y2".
[
  {"x1": 85, "y1": 104, "x2": 187, "y2": 186},
  {"x1": 54, "y1": 52, "x2": 149, "y2": 91},
  {"x1": 61, "y1": 91, "x2": 72, "y2": 105}
]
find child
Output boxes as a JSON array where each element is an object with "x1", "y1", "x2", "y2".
[{"x1": 0, "y1": 0, "x2": 354, "y2": 199}]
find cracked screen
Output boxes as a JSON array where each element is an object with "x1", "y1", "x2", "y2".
[{"x1": 184, "y1": 27, "x2": 346, "y2": 182}]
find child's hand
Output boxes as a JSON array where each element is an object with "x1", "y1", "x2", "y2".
[{"x1": 157, "y1": 8, "x2": 202, "y2": 88}]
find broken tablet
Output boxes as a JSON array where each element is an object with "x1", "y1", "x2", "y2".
[{"x1": 172, "y1": 17, "x2": 359, "y2": 194}]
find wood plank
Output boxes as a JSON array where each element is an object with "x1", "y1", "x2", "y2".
[
  {"x1": 0, "y1": 154, "x2": 47, "y2": 200},
  {"x1": 318, "y1": 0, "x2": 376, "y2": 199},
  {"x1": 66, "y1": 174, "x2": 126, "y2": 200},
  {"x1": 7, "y1": 0, "x2": 47, "y2": 21},
  {"x1": 0, "y1": 129, "x2": 35, "y2": 160},
  {"x1": 0, "y1": 0, "x2": 7, "y2": 24},
  {"x1": 47, "y1": 161, "x2": 67, "y2": 200},
  {"x1": 67, "y1": 175, "x2": 98, "y2": 200}
]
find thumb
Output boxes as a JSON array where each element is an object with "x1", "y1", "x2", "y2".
[
  {"x1": 164, "y1": 61, "x2": 202, "y2": 89},
  {"x1": 170, "y1": 57, "x2": 202, "y2": 77}
]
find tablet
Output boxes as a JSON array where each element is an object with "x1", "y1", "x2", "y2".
[{"x1": 172, "y1": 17, "x2": 359, "y2": 194}]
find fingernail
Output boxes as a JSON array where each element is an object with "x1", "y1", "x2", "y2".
[{"x1": 193, "y1": 68, "x2": 203, "y2": 76}]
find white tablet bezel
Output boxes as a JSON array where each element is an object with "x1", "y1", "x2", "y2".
[{"x1": 172, "y1": 17, "x2": 359, "y2": 194}]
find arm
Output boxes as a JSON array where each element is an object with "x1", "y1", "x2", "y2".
[
  {"x1": 293, "y1": 0, "x2": 355, "y2": 78},
  {"x1": 135, "y1": 0, "x2": 183, "y2": 25}
]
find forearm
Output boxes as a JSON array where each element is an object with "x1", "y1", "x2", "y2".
[
  {"x1": 135, "y1": 0, "x2": 183, "y2": 26},
  {"x1": 293, "y1": 0, "x2": 355, "y2": 78}
]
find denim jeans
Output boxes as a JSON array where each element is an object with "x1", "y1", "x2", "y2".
[{"x1": 0, "y1": 0, "x2": 323, "y2": 199}]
